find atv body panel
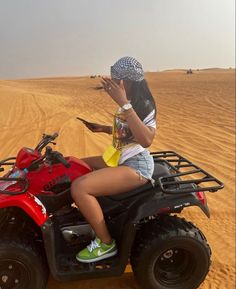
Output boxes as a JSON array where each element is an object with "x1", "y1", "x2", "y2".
[
  {"x1": 0, "y1": 193, "x2": 48, "y2": 226},
  {"x1": 26, "y1": 156, "x2": 91, "y2": 194}
]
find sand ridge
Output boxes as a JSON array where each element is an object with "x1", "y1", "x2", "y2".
[{"x1": 0, "y1": 69, "x2": 235, "y2": 289}]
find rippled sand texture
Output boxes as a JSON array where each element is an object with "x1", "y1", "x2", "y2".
[{"x1": 0, "y1": 69, "x2": 235, "y2": 289}]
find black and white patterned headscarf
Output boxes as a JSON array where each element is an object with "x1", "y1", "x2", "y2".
[{"x1": 111, "y1": 56, "x2": 144, "y2": 82}]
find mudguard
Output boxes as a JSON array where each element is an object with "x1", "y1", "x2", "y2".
[
  {"x1": 0, "y1": 193, "x2": 49, "y2": 226},
  {"x1": 126, "y1": 190, "x2": 210, "y2": 223}
]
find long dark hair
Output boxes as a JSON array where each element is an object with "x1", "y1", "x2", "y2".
[{"x1": 127, "y1": 79, "x2": 157, "y2": 121}]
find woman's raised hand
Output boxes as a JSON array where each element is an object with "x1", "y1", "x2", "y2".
[{"x1": 101, "y1": 77, "x2": 129, "y2": 107}]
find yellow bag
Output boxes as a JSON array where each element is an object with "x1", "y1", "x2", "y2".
[
  {"x1": 102, "y1": 144, "x2": 121, "y2": 167},
  {"x1": 102, "y1": 109, "x2": 122, "y2": 167}
]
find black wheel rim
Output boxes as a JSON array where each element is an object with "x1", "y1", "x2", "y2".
[
  {"x1": 154, "y1": 247, "x2": 196, "y2": 286},
  {"x1": 0, "y1": 259, "x2": 30, "y2": 289}
]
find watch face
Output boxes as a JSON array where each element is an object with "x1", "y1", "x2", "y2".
[{"x1": 123, "y1": 103, "x2": 132, "y2": 110}]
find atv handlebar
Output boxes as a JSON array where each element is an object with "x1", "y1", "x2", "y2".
[
  {"x1": 35, "y1": 133, "x2": 59, "y2": 152},
  {"x1": 54, "y1": 152, "x2": 71, "y2": 168},
  {"x1": 45, "y1": 147, "x2": 71, "y2": 168}
]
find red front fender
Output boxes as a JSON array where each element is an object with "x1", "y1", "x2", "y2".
[{"x1": 0, "y1": 193, "x2": 49, "y2": 226}]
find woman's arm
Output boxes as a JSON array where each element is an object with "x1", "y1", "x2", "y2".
[
  {"x1": 101, "y1": 77, "x2": 156, "y2": 146},
  {"x1": 103, "y1": 125, "x2": 113, "y2": 134},
  {"x1": 84, "y1": 123, "x2": 112, "y2": 134},
  {"x1": 124, "y1": 108, "x2": 155, "y2": 147}
]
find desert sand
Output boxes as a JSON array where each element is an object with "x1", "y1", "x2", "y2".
[{"x1": 0, "y1": 69, "x2": 235, "y2": 288}]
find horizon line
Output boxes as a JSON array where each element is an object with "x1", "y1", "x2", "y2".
[{"x1": 1, "y1": 67, "x2": 235, "y2": 81}]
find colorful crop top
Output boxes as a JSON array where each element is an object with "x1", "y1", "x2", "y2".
[{"x1": 112, "y1": 108, "x2": 157, "y2": 164}]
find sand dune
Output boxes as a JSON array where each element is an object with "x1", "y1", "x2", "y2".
[{"x1": 0, "y1": 69, "x2": 235, "y2": 289}]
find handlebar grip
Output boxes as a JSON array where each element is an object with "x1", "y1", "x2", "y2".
[
  {"x1": 51, "y1": 133, "x2": 59, "y2": 140},
  {"x1": 56, "y1": 153, "x2": 71, "y2": 168}
]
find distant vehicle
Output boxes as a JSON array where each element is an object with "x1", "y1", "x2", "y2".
[
  {"x1": 187, "y1": 69, "x2": 193, "y2": 74},
  {"x1": 0, "y1": 133, "x2": 224, "y2": 289}
]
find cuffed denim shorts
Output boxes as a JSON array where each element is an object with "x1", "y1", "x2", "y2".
[{"x1": 120, "y1": 149, "x2": 155, "y2": 187}]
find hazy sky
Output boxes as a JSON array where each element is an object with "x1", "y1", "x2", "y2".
[{"x1": 0, "y1": 0, "x2": 235, "y2": 79}]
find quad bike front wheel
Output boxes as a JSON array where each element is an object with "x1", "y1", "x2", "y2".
[
  {"x1": 0, "y1": 238, "x2": 48, "y2": 289},
  {"x1": 131, "y1": 215, "x2": 211, "y2": 289}
]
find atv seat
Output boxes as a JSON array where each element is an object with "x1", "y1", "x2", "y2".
[
  {"x1": 107, "y1": 162, "x2": 170, "y2": 201},
  {"x1": 153, "y1": 162, "x2": 171, "y2": 180}
]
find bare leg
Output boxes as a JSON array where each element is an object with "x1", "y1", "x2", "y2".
[{"x1": 71, "y1": 166, "x2": 148, "y2": 244}]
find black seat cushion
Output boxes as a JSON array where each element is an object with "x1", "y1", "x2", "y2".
[
  {"x1": 152, "y1": 162, "x2": 171, "y2": 180},
  {"x1": 108, "y1": 162, "x2": 171, "y2": 201}
]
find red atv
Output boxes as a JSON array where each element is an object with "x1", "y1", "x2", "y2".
[{"x1": 0, "y1": 133, "x2": 224, "y2": 289}]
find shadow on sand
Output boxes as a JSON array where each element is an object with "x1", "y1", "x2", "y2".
[{"x1": 46, "y1": 272, "x2": 140, "y2": 289}]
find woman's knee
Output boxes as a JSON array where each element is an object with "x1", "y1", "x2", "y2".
[{"x1": 71, "y1": 178, "x2": 86, "y2": 200}]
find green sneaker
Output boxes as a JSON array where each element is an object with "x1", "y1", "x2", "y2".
[{"x1": 76, "y1": 237, "x2": 117, "y2": 263}]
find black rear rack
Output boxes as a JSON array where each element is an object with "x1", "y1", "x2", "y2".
[
  {"x1": 0, "y1": 157, "x2": 29, "y2": 195},
  {"x1": 151, "y1": 151, "x2": 224, "y2": 194}
]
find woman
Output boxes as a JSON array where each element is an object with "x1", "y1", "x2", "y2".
[{"x1": 71, "y1": 56, "x2": 157, "y2": 263}]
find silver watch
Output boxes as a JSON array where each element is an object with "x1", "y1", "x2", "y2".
[{"x1": 121, "y1": 103, "x2": 132, "y2": 111}]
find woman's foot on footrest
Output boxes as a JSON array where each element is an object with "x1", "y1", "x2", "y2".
[{"x1": 76, "y1": 237, "x2": 117, "y2": 263}]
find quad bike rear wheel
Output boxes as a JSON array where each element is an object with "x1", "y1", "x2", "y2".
[
  {"x1": 0, "y1": 238, "x2": 48, "y2": 289},
  {"x1": 131, "y1": 215, "x2": 211, "y2": 289}
]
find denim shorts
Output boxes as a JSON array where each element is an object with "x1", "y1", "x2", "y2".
[{"x1": 120, "y1": 149, "x2": 155, "y2": 187}]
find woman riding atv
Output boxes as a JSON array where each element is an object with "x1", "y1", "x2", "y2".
[{"x1": 71, "y1": 56, "x2": 157, "y2": 263}]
